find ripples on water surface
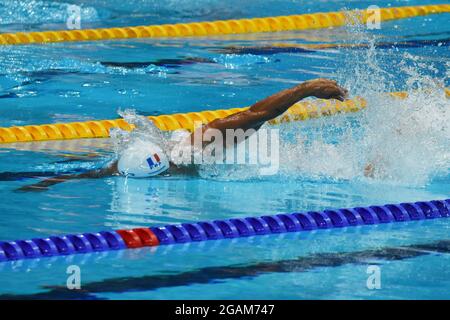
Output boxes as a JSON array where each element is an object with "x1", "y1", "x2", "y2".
[{"x1": 0, "y1": 0, "x2": 449, "y2": 299}]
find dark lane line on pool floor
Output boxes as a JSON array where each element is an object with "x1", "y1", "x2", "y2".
[
  {"x1": 216, "y1": 38, "x2": 450, "y2": 55},
  {"x1": 1, "y1": 239, "x2": 449, "y2": 300}
]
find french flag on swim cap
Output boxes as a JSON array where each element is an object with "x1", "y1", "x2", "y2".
[{"x1": 146, "y1": 153, "x2": 161, "y2": 168}]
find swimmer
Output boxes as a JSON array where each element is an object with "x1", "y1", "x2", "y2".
[{"x1": 18, "y1": 78, "x2": 348, "y2": 191}]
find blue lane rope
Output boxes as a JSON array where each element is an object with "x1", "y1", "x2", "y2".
[{"x1": 0, "y1": 199, "x2": 448, "y2": 263}]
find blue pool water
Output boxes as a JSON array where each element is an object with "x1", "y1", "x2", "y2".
[{"x1": 0, "y1": 0, "x2": 449, "y2": 299}]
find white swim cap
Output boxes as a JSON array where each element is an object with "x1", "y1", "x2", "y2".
[{"x1": 117, "y1": 139, "x2": 170, "y2": 178}]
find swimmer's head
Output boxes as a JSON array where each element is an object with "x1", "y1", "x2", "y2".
[{"x1": 117, "y1": 139, "x2": 169, "y2": 178}]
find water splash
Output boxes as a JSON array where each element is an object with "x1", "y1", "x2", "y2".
[
  {"x1": 110, "y1": 109, "x2": 168, "y2": 157},
  {"x1": 111, "y1": 60, "x2": 448, "y2": 187},
  {"x1": 290, "y1": 19, "x2": 449, "y2": 186},
  {"x1": 107, "y1": 16, "x2": 448, "y2": 186},
  {"x1": 198, "y1": 23, "x2": 449, "y2": 186},
  {"x1": 359, "y1": 83, "x2": 449, "y2": 185}
]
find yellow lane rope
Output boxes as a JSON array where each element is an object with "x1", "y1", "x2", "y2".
[
  {"x1": 0, "y1": 4, "x2": 449, "y2": 45},
  {"x1": 1, "y1": 88, "x2": 448, "y2": 144}
]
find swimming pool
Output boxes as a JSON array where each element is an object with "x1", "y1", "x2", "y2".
[{"x1": 0, "y1": 0, "x2": 449, "y2": 299}]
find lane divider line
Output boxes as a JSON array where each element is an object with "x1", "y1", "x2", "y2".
[
  {"x1": 0, "y1": 199, "x2": 448, "y2": 262},
  {"x1": 0, "y1": 4, "x2": 449, "y2": 45},
  {"x1": 1, "y1": 88, "x2": 448, "y2": 144}
]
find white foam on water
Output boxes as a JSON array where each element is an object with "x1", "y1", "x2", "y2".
[
  {"x1": 111, "y1": 65, "x2": 449, "y2": 187},
  {"x1": 110, "y1": 109, "x2": 169, "y2": 157},
  {"x1": 110, "y1": 21, "x2": 449, "y2": 187}
]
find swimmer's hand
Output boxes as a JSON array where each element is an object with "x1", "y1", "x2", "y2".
[
  {"x1": 16, "y1": 185, "x2": 49, "y2": 192},
  {"x1": 364, "y1": 163, "x2": 375, "y2": 178},
  {"x1": 302, "y1": 78, "x2": 348, "y2": 101}
]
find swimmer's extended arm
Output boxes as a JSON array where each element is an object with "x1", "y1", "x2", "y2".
[
  {"x1": 17, "y1": 78, "x2": 347, "y2": 191},
  {"x1": 192, "y1": 78, "x2": 348, "y2": 144},
  {"x1": 16, "y1": 162, "x2": 119, "y2": 192}
]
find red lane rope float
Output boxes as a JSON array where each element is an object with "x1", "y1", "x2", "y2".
[
  {"x1": 116, "y1": 228, "x2": 160, "y2": 248},
  {"x1": 0, "y1": 199, "x2": 448, "y2": 262}
]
